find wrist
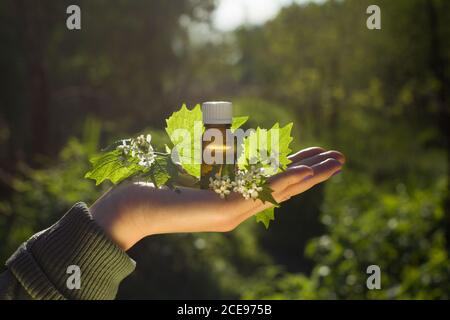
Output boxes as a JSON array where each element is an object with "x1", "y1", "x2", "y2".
[{"x1": 90, "y1": 186, "x2": 145, "y2": 251}]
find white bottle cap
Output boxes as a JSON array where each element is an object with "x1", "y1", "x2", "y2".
[{"x1": 202, "y1": 101, "x2": 232, "y2": 124}]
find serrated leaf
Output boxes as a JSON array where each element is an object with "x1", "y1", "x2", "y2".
[
  {"x1": 84, "y1": 149, "x2": 142, "y2": 185},
  {"x1": 238, "y1": 122, "x2": 293, "y2": 174},
  {"x1": 165, "y1": 104, "x2": 203, "y2": 178},
  {"x1": 275, "y1": 122, "x2": 293, "y2": 170},
  {"x1": 231, "y1": 116, "x2": 249, "y2": 132},
  {"x1": 256, "y1": 207, "x2": 275, "y2": 229},
  {"x1": 144, "y1": 156, "x2": 177, "y2": 188},
  {"x1": 258, "y1": 184, "x2": 279, "y2": 206}
]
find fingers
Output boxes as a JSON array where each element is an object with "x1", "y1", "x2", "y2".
[
  {"x1": 296, "y1": 150, "x2": 346, "y2": 167},
  {"x1": 268, "y1": 165, "x2": 313, "y2": 193},
  {"x1": 281, "y1": 158, "x2": 342, "y2": 198},
  {"x1": 310, "y1": 157, "x2": 342, "y2": 181},
  {"x1": 228, "y1": 148, "x2": 346, "y2": 229},
  {"x1": 288, "y1": 147, "x2": 325, "y2": 165}
]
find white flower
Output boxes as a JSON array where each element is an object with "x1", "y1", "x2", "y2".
[
  {"x1": 117, "y1": 140, "x2": 131, "y2": 155},
  {"x1": 231, "y1": 165, "x2": 266, "y2": 200},
  {"x1": 209, "y1": 174, "x2": 233, "y2": 199},
  {"x1": 117, "y1": 134, "x2": 156, "y2": 168},
  {"x1": 208, "y1": 165, "x2": 268, "y2": 201}
]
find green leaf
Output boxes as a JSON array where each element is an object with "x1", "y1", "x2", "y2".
[
  {"x1": 238, "y1": 122, "x2": 293, "y2": 174},
  {"x1": 231, "y1": 116, "x2": 249, "y2": 132},
  {"x1": 84, "y1": 149, "x2": 142, "y2": 185},
  {"x1": 274, "y1": 122, "x2": 293, "y2": 171},
  {"x1": 144, "y1": 156, "x2": 178, "y2": 188},
  {"x1": 256, "y1": 207, "x2": 275, "y2": 229},
  {"x1": 165, "y1": 104, "x2": 203, "y2": 178},
  {"x1": 258, "y1": 183, "x2": 279, "y2": 207}
]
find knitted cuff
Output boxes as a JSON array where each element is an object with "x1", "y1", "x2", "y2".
[{"x1": 6, "y1": 202, "x2": 136, "y2": 300}]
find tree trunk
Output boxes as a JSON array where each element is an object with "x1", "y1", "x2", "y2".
[
  {"x1": 16, "y1": 0, "x2": 50, "y2": 159},
  {"x1": 426, "y1": 0, "x2": 450, "y2": 250}
]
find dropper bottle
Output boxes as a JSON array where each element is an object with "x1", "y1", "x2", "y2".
[{"x1": 200, "y1": 101, "x2": 236, "y2": 189}]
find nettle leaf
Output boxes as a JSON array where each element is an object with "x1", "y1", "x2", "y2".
[
  {"x1": 144, "y1": 156, "x2": 178, "y2": 188},
  {"x1": 238, "y1": 122, "x2": 293, "y2": 174},
  {"x1": 256, "y1": 207, "x2": 275, "y2": 229},
  {"x1": 258, "y1": 184, "x2": 279, "y2": 207},
  {"x1": 165, "y1": 104, "x2": 203, "y2": 178},
  {"x1": 274, "y1": 122, "x2": 293, "y2": 170},
  {"x1": 231, "y1": 116, "x2": 249, "y2": 132},
  {"x1": 85, "y1": 149, "x2": 142, "y2": 185},
  {"x1": 254, "y1": 182, "x2": 279, "y2": 228}
]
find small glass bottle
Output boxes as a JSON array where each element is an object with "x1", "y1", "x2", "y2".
[{"x1": 200, "y1": 101, "x2": 236, "y2": 189}]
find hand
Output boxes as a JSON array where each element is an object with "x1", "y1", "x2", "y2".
[{"x1": 90, "y1": 147, "x2": 345, "y2": 250}]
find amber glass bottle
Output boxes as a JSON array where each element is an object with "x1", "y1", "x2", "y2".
[{"x1": 200, "y1": 101, "x2": 236, "y2": 189}]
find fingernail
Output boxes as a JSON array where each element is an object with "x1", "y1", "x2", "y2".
[
  {"x1": 303, "y1": 175, "x2": 314, "y2": 181},
  {"x1": 332, "y1": 170, "x2": 342, "y2": 177}
]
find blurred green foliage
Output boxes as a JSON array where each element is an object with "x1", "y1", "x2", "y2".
[
  {"x1": 0, "y1": 119, "x2": 102, "y2": 262},
  {"x1": 243, "y1": 174, "x2": 449, "y2": 299},
  {"x1": 0, "y1": 0, "x2": 449, "y2": 299}
]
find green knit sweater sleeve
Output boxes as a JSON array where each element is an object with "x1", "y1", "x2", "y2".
[{"x1": 0, "y1": 202, "x2": 136, "y2": 300}]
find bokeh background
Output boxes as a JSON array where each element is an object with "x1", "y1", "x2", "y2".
[{"x1": 0, "y1": 0, "x2": 449, "y2": 299}]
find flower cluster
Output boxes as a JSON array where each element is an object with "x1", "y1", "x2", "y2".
[
  {"x1": 209, "y1": 165, "x2": 266, "y2": 200},
  {"x1": 209, "y1": 174, "x2": 232, "y2": 199},
  {"x1": 117, "y1": 134, "x2": 156, "y2": 168},
  {"x1": 233, "y1": 166, "x2": 265, "y2": 199}
]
